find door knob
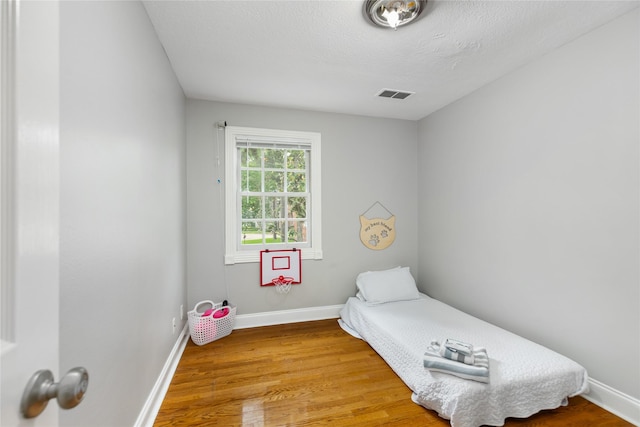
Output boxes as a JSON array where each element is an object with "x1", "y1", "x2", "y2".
[{"x1": 20, "y1": 367, "x2": 89, "y2": 418}]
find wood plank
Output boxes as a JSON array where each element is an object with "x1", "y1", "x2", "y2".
[{"x1": 154, "y1": 319, "x2": 632, "y2": 426}]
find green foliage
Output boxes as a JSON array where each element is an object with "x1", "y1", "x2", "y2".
[{"x1": 238, "y1": 147, "x2": 308, "y2": 245}]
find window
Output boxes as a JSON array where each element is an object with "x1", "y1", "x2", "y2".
[{"x1": 224, "y1": 126, "x2": 322, "y2": 264}]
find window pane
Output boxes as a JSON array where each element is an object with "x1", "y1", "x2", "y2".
[
  {"x1": 287, "y1": 197, "x2": 306, "y2": 219},
  {"x1": 241, "y1": 196, "x2": 262, "y2": 219},
  {"x1": 241, "y1": 221, "x2": 263, "y2": 245},
  {"x1": 287, "y1": 220, "x2": 307, "y2": 243},
  {"x1": 265, "y1": 196, "x2": 284, "y2": 219},
  {"x1": 264, "y1": 149, "x2": 285, "y2": 168},
  {"x1": 287, "y1": 172, "x2": 306, "y2": 192},
  {"x1": 287, "y1": 150, "x2": 306, "y2": 169},
  {"x1": 241, "y1": 170, "x2": 262, "y2": 192},
  {"x1": 247, "y1": 148, "x2": 261, "y2": 167},
  {"x1": 239, "y1": 147, "x2": 248, "y2": 167},
  {"x1": 265, "y1": 221, "x2": 285, "y2": 243},
  {"x1": 264, "y1": 171, "x2": 284, "y2": 192}
]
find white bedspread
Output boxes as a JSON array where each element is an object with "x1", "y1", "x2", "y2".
[{"x1": 339, "y1": 294, "x2": 589, "y2": 427}]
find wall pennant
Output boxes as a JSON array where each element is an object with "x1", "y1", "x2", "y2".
[{"x1": 359, "y1": 202, "x2": 396, "y2": 250}]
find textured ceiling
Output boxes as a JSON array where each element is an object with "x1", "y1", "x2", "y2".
[{"x1": 143, "y1": 0, "x2": 638, "y2": 120}]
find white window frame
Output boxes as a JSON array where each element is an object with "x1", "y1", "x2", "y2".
[{"x1": 224, "y1": 126, "x2": 322, "y2": 264}]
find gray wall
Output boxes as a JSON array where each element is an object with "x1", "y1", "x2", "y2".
[
  {"x1": 60, "y1": 2, "x2": 186, "y2": 425},
  {"x1": 186, "y1": 100, "x2": 418, "y2": 313},
  {"x1": 416, "y1": 9, "x2": 639, "y2": 399}
]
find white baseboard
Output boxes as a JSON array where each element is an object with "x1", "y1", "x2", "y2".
[
  {"x1": 233, "y1": 304, "x2": 344, "y2": 329},
  {"x1": 134, "y1": 323, "x2": 189, "y2": 427},
  {"x1": 583, "y1": 378, "x2": 640, "y2": 426}
]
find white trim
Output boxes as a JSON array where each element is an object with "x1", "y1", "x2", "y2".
[
  {"x1": 226, "y1": 248, "x2": 323, "y2": 264},
  {"x1": 582, "y1": 378, "x2": 640, "y2": 426},
  {"x1": 134, "y1": 323, "x2": 189, "y2": 427},
  {"x1": 234, "y1": 304, "x2": 343, "y2": 329},
  {"x1": 224, "y1": 126, "x2": 322, "y2": 265},
  {"x1": 1, "y1": 0, "x2": 17, "y2": 344}
]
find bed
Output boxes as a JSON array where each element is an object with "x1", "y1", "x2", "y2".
[{"x1": 338, "y1": 267, "x2": 589, "y2": 427}]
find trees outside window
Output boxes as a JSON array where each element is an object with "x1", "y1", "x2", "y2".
[{"x1": 239, "y1": 146, "x2": 308, "y2": 245}]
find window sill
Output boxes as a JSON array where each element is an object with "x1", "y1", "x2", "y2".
[{"x1": 225, "y1": 248, "x2": 323, "y2": 265}]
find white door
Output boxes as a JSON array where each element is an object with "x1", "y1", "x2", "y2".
[{"x1": 1, "y1": 1, "x2": 61, "y2": 425}]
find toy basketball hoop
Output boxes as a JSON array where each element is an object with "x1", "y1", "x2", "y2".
[
  {"x1": 272, "y1": 275, "x2": 294, "y2": 294},
  {"x1": 260, "y1": 249, "x2": 301, "y2": 293}
]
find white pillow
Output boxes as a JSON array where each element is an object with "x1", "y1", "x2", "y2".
[{"x1": 355, "y1": 266, "x2": 419, "y2": 304}]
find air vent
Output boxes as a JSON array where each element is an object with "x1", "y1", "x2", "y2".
[{"x1": 376, "y1": 89, "x2": 414, "y2": 100}]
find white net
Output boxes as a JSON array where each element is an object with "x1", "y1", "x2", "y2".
[{"x1": 272, "y1": 275, "x2": 294, "y2": 294}]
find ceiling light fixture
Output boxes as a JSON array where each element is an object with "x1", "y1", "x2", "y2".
[{"x1": 363, "y1": 0, "x2": 427, "y2": 30}]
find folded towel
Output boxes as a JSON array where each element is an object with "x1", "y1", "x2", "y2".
[
  {"x1": 442, "y1": 346, "x2": 475, "y2": 364},
  {"x1": 444, "y1": 338, "x2": 473, "y2": 356},
  {"x1": 424, "y1": 347, "x2": 490, "y2": 383},
  {"x1": 430, "y1": 339, "x2": 489, "y2": 366}
]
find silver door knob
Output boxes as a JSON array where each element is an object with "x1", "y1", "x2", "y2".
[{"x1": 20, "y1": 367, "x2": 89, "y2": 418}]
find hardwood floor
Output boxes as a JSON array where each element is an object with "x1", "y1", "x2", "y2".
[{"x1": 154, "y1": 319, "x2": 632, "y2": 427}]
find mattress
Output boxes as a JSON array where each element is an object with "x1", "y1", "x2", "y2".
[{"x1": 339, "y1": 293, "x2": 589, "y2": 427}]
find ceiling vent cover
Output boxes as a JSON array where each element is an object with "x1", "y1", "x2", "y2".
[{"x1": 377, "y1": 89, "x2": 414, "y2": 99}]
